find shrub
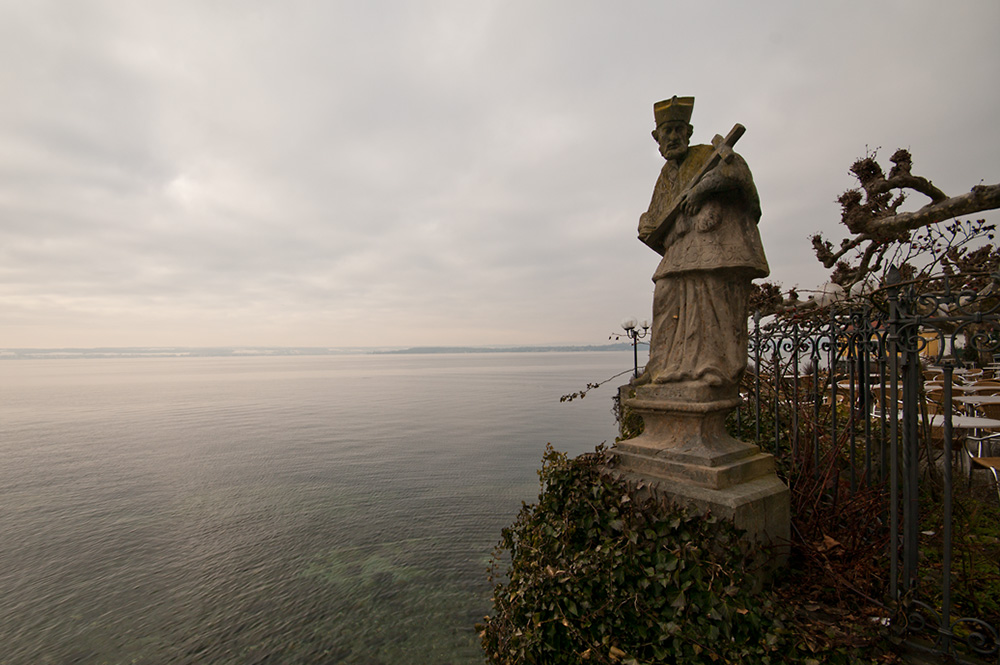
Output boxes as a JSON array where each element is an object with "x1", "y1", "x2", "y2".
[
  {"x1": 480, "y1": 444, "x2": 897, "y2": 664},
  {"x1": 480, "y1": 445, "x2": 801, "y2": 664}
]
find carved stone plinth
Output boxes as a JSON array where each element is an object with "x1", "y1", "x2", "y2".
[{"x1": 613, "y1": 384, "x2": 790, "y2": 552}]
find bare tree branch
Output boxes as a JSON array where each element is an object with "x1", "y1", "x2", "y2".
[
  {"x1": 857, "y1": 183, "x2": 1000, "y2": 235},
  {"x1": 817, "y1": 235, "x2": 867, "y2": 269},
  {"x1": 808, "y1": 148, "x2": 1000, "y2": 292}
]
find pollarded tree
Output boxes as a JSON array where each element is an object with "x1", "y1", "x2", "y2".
[{"x1": 810, "y1": 148, "x2": 1000, "y2": 292}]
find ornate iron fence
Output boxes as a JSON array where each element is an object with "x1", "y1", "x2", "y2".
[{"x1": 745, "y1": 270, "x2": 1000, "y2": 663}]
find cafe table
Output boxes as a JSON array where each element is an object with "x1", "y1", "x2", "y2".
[
  {"x1": 930, "y1": 367, "x2": 972, "y2": 374},
  {"x1": 926, "y1": 383, "x2": 1000, "y2": 393},
  {"x1": 837, "y1": 379, "x2": 899, "y2": 390},
  {"x1": 924, "y1": 413, "x2": 1000, "y2": 431},
  {"x1": 952, "y1": 395, "x2": 1000, "y2": 421},
  {"x1": 954, "y1": 395, "x2": 1000, "y2": 406}
]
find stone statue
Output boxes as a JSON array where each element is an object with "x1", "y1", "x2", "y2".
[
  {"x1": 612, "y1": 98, "x2": 788, "y2": 552},
  {"x1": 634, "y1": 96, "x2": 768, "y2": 402}
]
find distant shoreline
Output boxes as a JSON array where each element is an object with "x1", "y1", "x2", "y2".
[
  {"x1": 0, "y1": 344, "x2": 636, "y2": 360},
  {"x1": 371, "y1": 344, "x2": 632, "y2": 355}
]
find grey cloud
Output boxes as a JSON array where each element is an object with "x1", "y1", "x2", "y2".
[{"x1": 0, "y1": 0, "x2": 997, "y2": 347}]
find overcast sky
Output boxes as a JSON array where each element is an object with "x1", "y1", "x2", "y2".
[{"x1": 1, "y1": 0, "x2": 997, "y2": 348}]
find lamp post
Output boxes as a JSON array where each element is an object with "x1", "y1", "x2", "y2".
[{"x1": 612, "y1": 318, "x2": 650, "y2": 379}]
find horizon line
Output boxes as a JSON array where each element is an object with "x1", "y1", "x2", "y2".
[{"x1": 0, "y1": 343, "x2": 638, "y2": 359}]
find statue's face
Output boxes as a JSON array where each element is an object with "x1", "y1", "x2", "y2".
[{"x1": 655, "y1": 121, "x2": 691, "y2": 161}]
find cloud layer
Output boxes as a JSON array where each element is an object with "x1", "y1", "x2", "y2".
[{"x1": 1, "y1": 0, "x2": 998, "y2": 347}]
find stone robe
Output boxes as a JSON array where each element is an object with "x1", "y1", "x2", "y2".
[{"x1": 639, "y1": 144, "x2": 769, "y2": 391}]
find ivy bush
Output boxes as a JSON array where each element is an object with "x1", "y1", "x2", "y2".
[{"x1": 478, "y1": 445, "x2": 892, "y2": 664}]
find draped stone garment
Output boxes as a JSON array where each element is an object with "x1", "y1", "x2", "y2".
[{"x1": 640, "y1": 144, "x2": 769, "y2": 389}]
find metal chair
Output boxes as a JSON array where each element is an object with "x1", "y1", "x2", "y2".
[
  {"x1": 963, "y1": 401, "x2": 1000, "y2": 501},
  {"x1": 961, "y1": 368, "x2": 984, "y2": 382},
  {"x1": 869, "y1": 384, "x2": 904, "y2": 419},
  {"x1": 964, "y1": 431, "x2": 1000, "y2": 503},
  {"x1": 971, "y1": 380, "x2": 1000, "y2": 395}
]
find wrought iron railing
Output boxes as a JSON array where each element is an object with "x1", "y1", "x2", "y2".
[{"x1": 745, "y1": 271, "x2": 1000, "y2": 663}]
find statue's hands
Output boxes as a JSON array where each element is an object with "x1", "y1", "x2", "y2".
[{"x1": 681, "y1": 191, "x2": 703, "y2": 217}]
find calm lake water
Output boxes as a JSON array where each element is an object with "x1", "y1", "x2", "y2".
[{"x1": 0, "y1": 352, "x2": 630, "y2": 664}]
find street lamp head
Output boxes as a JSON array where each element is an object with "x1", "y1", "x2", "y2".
[
  {"x1": 640, "y1": 320, "x2": 650, "y2": 330},
  {"x1": 621, "y1": 318, "x2": 637, "y2": 331}
]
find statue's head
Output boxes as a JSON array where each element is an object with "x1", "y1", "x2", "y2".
[{"x1": 652, "y1": 96, "x2": 694, "y2": 162}]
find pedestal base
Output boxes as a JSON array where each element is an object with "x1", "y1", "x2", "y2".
[
  {"x1": 613, "y1": 384, "x2": 790, "y2": 550},
  {"x1": 607, "y1": 468, "x2": 790, "y2": 553}
]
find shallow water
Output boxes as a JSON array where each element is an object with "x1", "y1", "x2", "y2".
[{"x1": 0, "y1": 352, "x2": 628, "y2": 664}]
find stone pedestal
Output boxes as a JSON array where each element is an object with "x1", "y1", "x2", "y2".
[{"x1": 613, "y1": 383, "x2": 790, "y2": 551}]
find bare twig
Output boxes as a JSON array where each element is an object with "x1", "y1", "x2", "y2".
[{"x1": 560, "y1": 368, "x2": 634, "y2": 402}]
